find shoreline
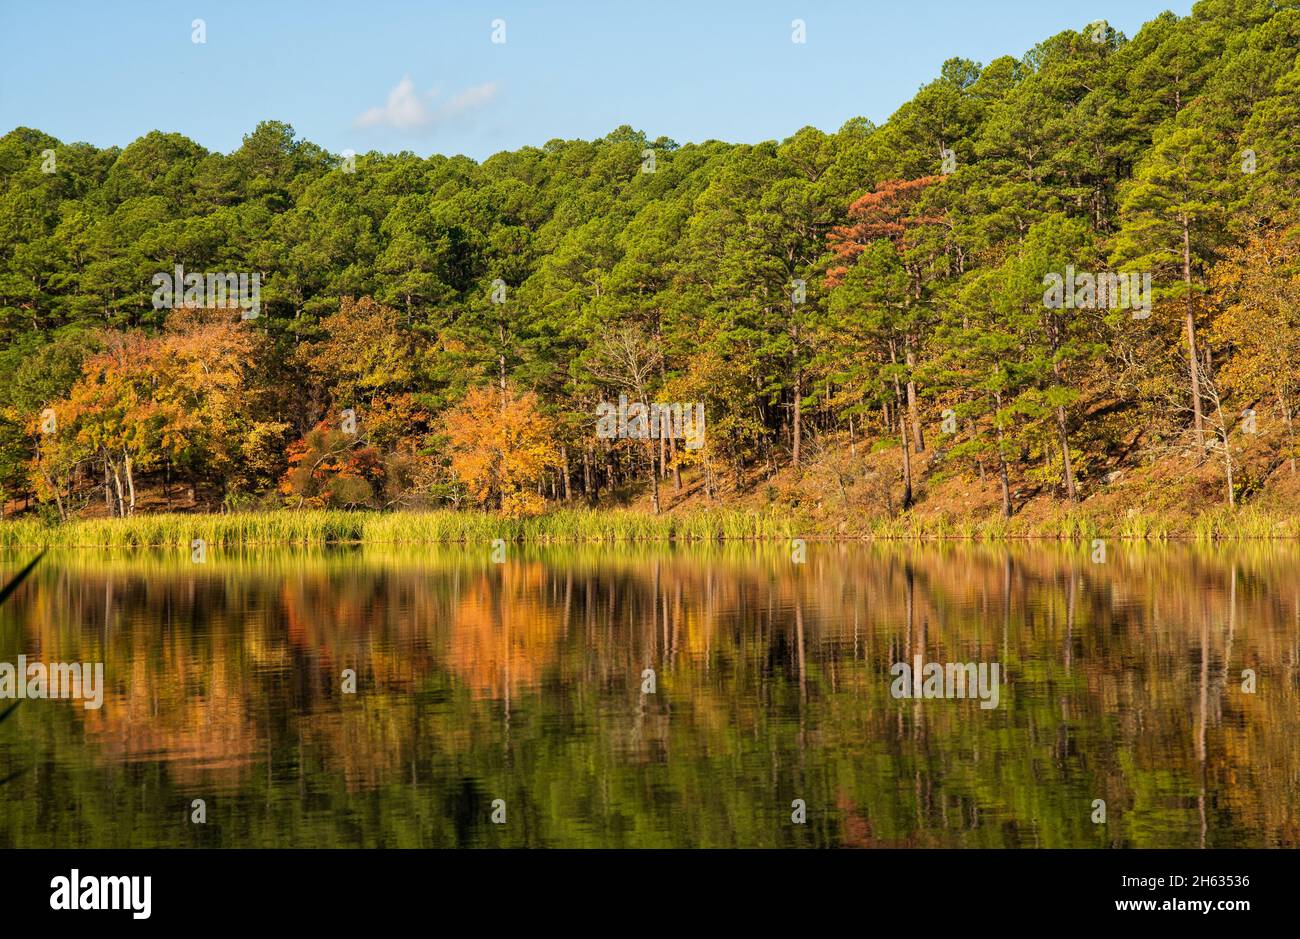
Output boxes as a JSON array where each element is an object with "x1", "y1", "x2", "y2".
[{"x1": 2, "y1": 505, "x2": 1300, "y2": 549}]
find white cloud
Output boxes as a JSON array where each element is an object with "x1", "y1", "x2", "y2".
[
  {"x1": 443, "y1": 81, "x2": 500, "y2": 116},
  {"x1": 355, "y1": 76, "x2": 430, "y2": 130},
  {"x1": 354, "y1": 78, "x2": 500, "y2": 132}
]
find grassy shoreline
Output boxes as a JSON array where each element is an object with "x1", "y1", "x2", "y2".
[
  {"x1": 0, "y1": 508, "x2": 796, "y2": 549},
  {"x1": 1, "y1": 504, "x2": 1299, "y2": 549}
]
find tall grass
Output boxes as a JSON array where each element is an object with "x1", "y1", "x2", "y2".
[
  {"x1": 1117, "y1": 511, "x2": 1171, "y2": 541},
  {"x1": 1053, "y1": 508, "x2": 1101, "y2": 542},
  {"x1": 853, "y1": 503, "x2": 1300, "y2": 542},
  {"x1": 0, "y1": 508, "x2": 795, "y2": 549},
  {"x1": 4, "y1": 502, "x2": 1299, "y2": 549},
  {"x1": 1191, "y1": 505, "x2": 1298, "y2": 541}
]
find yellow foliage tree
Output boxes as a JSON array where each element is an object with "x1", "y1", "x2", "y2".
[{"x1": 1209, "y1": 228, "x2": 1300, "y2": 472}]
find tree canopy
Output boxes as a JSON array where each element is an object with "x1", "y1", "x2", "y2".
[{"x1": 3, "y1": 0, "x2": 1299, "y2": 520}]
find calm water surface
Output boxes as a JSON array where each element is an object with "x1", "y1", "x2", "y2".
[{"x1": 0, "y1": 541, "x2": 1297, "y2": 848}]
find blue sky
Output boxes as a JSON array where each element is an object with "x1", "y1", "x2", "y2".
[{"x1": 0, "y1": 0, "x2": 1194, "y2": 161}]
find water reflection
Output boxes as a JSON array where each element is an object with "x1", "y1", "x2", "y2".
[{"x1": 0, "y1": 541, "x2": 1296, "y2": 847}]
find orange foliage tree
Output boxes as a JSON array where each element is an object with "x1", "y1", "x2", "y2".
[
  {"x1": 31, "y1": 311, "x2": 287, "y2": 515},
  {"x1": 825, "y1": 175, "x2": 946, "y2": 287},
  {"x1": 441, "y1": 384, "x2": 559, "y2": 517},
  {"x1": 279, "y1": 419, "x2": 387, "y2": 509}
]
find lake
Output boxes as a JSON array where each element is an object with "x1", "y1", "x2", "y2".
[{"x1": 0, "y1": 541, "x2": 1296, "y2": 848}]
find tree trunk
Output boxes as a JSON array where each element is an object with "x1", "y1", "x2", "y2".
[
  {"x1": 891, "y1": 343, "x2": 913, "y2": 509},
  {"x1": 110, "y1": 460, "x2": 125, "y2": 518},
  {"x1": 994, "y1": 393, "x2": 1012, "y2": 518},
  {"x1": 1215, "y1": 403, "x2": 1235, "y2": 506},
  {"x1": 997, "y1": 451, "x2": 1011, "y2": 518},
  {"x1": 1223, "y1": 434, "x2": 1235, "y2": 506},
  {"x1": 1182, "y1": 213, "x2": 1205, "y2": 447},
  {"x1": 895, "y1": 378, "x2": 913, "y2": 510},
  {"x1": 646, "y1": 440, "x2": 660, "y2": 514},
  {"x1": 1280, "y1": 390, "x2": 1296, "y2": 474},
  {"x1": 124, "y1": 450, "x2": 136, "y2": 515},
  {"x1": 792, "y1": 369, "x2": 803, "y2": 468},
  {"x1": 905, "y1": 341, "x2": 924, "y2": 453},
  {"x1": 1048, "y1": 355, "x2": 1078, "y2": 501},
  {"x1": 497, "y1": 321, "x2": 507, "y2": 397},
  {"x1": 1056, "y1": 404, "x2": 1077, "y2": 501},
  {"x1": 104, "y1": 456, "x2": 114, "y2": 514},
  {"x1": 40, "y1": 464, "x2": 67, "y2": 521},
  {"x1": 790, "y1": 312, "x2": 803, "y2": 468}
]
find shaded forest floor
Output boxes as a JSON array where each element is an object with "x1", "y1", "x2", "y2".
[
  {"x1": 627, "y1": 428, "x2": 1300, "y2": 539},
  {"x1": 5, "y1": 426, "x2": 1300, "y2": 542}
]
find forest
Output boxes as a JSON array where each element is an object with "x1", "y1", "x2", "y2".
[{"x1": 2, "y1": 0, "x2": 1299, "y2": 530}]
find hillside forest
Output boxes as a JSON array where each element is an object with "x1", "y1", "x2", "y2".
[{"x1": 3, "y1": 0, "x2": 1300, "y2": 526}]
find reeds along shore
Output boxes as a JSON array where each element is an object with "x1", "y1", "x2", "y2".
[
  {"x1": 0, "y1": 504, "x2": 1298, "y2": 549},
  {"x1": 0, "y1": 509, "x2": 795, "y2": 549}
]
